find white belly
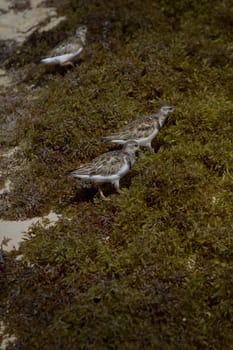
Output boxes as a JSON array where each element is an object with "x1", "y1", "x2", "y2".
[
  {"x1": 41, "y1": 48, "x2": 83, "y2": 65},
  {"x1": 76, "y1": 161, "x2": 130, "y2": 184},
  {"x1": 138, "y1": 128, "x2": 159, "y2": 146},
  {"x1": 110, "y1": 128, "x2": 159, "y2": 146}
]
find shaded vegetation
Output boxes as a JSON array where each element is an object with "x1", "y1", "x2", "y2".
[{"x1": 1, "y1": 0, "x2": 233, "y2": 349}]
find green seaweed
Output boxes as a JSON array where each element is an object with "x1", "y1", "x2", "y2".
[{"x1": 1, "y1": 0, "x2": 233, "y2": 349}]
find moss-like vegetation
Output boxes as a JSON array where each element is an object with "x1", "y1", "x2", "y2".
[{"x1": 1, "y1": 0, "x2": 233, "y2": 348}]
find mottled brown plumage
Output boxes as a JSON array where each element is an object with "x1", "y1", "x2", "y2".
[
  {"x1": 101, "y1": 103, "x2": 175, "y2": 149},
  {"x1": 41, "y1": 26, "x2": 87, "y2": 66},
  {"x1": 64, "y1": 141, "x2": 139, "y2": 199}
]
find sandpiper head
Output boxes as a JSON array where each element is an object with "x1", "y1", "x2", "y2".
[
  {"x1": 76, "y1": 25, "x2": 87, "y2": 36},
  {"x1": 123, "y1": 140, "x2": 140, "y2": 153},
  {"x1": 159, "y1": 103, "x2": 175, "y2": 115},
  {"x1": 76, "y1": 25, "x2": 87, "y2": 44}
]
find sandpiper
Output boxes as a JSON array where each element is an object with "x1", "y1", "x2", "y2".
[
  {"x1": 64, "y1": 141, "x2": 139, "y2": 200},
  {"x1": 101, "y1": 103, "x2": 175, "y2": 150},
  {"x1": 41, "y1": 25, "x2": 87, "y2": 67}
]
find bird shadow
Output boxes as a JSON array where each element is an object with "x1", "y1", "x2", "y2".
[
  {"x1": 65, "y1": 183, "x2": 121, "y2": 205},
  {"x1": 39, "y1": 57, "x2": 85, "y2": 75},
  {"x1": 68, "y1": 186, "x2": 98, "y2": 204}
]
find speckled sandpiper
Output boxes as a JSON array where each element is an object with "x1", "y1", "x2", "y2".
[
  {"x1": 64, "y1": 140, "x2": 139, "y2": 200},
  {"x1": 101, "y1": 103, "x2": 175, "y2": 150},
  {"x1": 41, "y1": 25, "x2": 87, "y2": 67}
]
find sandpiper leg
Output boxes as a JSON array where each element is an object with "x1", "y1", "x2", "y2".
[
  {"x1": 113, "y1": 180, "x2": 122, "y2": 194},
  {"x1": 99, "y1": 188, "x2": 110, "y2": 201},
  {"x1": 62, "y1": 61, "x2": 75, "y2": 68},
  {"x1": 146, "y1": 143, "x2": 154, "y2": 151}
]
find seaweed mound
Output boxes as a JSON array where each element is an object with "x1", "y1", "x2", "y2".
[{"x1": 1, "y1": 0, "x2": 233, "y2": 349}]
